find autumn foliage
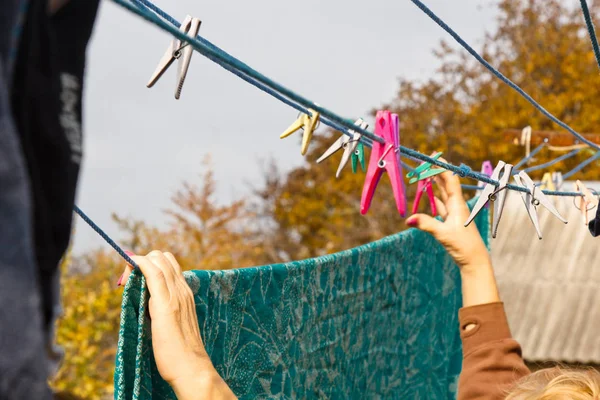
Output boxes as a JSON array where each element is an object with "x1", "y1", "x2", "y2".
[{"x1": 52, "y1": 1, "x2": 600, "y2": 397}]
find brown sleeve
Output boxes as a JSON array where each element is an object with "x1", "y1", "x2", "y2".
[{"x1": 457, "y1": 302, "x2": 530, "y2": 400}]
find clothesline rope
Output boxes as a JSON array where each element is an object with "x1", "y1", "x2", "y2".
[
  {"x1": 70, "y1": 0, "x2": 600, "y2": 268},
  {"x1": 408, "y1": 0, "x2": 600, "y2": 151},
  {"x1": 110, "y1": 0, "x2": 597, "y2": 197},
  {"x1": 580, "y1": 0, "x2": 600, "y2": 71}
]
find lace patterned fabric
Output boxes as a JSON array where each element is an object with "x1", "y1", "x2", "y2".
[{"x1": 114, "y1": 199, "x2": 489, "y2": 399}]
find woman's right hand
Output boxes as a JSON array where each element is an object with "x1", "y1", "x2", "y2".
[
  {"x1": 406, "y1": 162, "x2": 500, "y2": 308},
  {"x1": 406, "y1": 165, "x2": 491, "y2": 270}
]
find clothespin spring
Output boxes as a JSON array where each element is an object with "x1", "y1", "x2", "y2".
[
  {"x1": 296, "y1": 111, "x2": 321, "y2": 131},
  {"x1": 488, "y1": 185, "x2": 509, "y2": 202},
  {"x1": 573, "y1": 188, "x2": 599, "y2": 212},
  {"x1": 173, "y1": 43, "x2": 190, "y2": 58},
  {"x1": 377, "y1": 144, "x2": 396, "y2": 167}
]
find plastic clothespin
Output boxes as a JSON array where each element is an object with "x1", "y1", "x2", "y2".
[
  {"x1": 552, "y1": 172, "x2": 564, "y2": 191},
  {"x1": 477, "y1": 161, "x2": 494, "y2": 208},
  {"x1": 412, "y1": 178, "x2": 437, "y2": 216},
  {"x1": 280, "y1": 109, "x2": 321, "y2": 155},
  {"x1": 147, "y1": 15, "x2": 202, "y2": 99},
  {"x1": 520, "y1": 126, "x2": 533, "y2": 162},
  {"x1": 351, "y1": 143, "x2": 366, "y2": 173},
  {"x1": 540, "y1": 172, "x2": 556, "y2": 191},
  {"x1": 316, "y1": 118, "x2": 368, "y2": 177},
  {"x1": 406, "y1": 152, "x2": 445, "y2": 184},
  {"x1": 360, "y1": 111, "x2": 406, "y2": 216},
  {"x1": 513, "y1": 171, "x2": 567, "y2": 240},
  {"x1": 574, "y1": 180, "x2": 598, "y2": 225},
  {"x1": 465, "y1": 161, "x2": 513, "y2": 238}
]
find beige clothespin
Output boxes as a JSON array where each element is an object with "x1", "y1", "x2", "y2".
[
  {"x1": 520, "y1": 126, "x2": 533, "y2": 163},
  {"x1": 147, "y1": 15, "x2": 202, "y2": 99},
  {"x1": 574, "y1": 180, "x2": 598, "y2": 225},
  {"x1": 280, "y1": 109, "x2": 321, "y2": 155},
  {"x1": 540, "y1": 172, "x2": 555, "y2": 191}
]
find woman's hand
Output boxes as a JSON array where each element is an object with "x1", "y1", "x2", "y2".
[
  {"x1": 406, "y1": 163, "x2": 500, "y2": 308},
  {"x1": 406, "y1": 165, "x2": 491, "y2": 271},
  {"x1": 119, "y1": 251, "x2": 236, "y2": 400}
]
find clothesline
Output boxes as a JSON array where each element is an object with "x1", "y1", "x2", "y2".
[
  {"x1": 110, "y1": 0, "x2": 597, "y2": 197},
  {"x1": 70, "y1": 0, "x2": 600, "y2": 268}
]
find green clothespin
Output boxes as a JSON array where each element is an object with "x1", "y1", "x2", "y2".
[
  {"x1": 351, "y1": 142, "x2": 366, "y2": 173},
  {"x1": 407, "y1": 152, "x2": 446, "y2": 184}
]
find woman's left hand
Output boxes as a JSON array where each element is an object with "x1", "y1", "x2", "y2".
[{"x1": 118, "y1": 251, "x2": 236, "y2": 400}]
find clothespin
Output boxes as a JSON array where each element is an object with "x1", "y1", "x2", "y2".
[
  {"x1": 316, "y1": 118, "x2": 368, "y2": 177},
  {"x1": 513, "y1": 171, "x2": 567, "y2": 240},
  {"x1": 412, "y1": 178, "x2": 437, "y2": 216},
  {"x1": 520, "y1": 126, "x2": 533, "y2": 162},
  {"x1": 351, "y1": 143, "x2": 366, "y2": 173},
  {"x1": 280, "y1": 109, "x2": 321, "y2": 155},
  {"x1": 552, "y1": 172, "x2": 564, "y2": 191},
  {"x1": 477, "y1": 161, "x2": 494, "y2": 207},
  {"x1": 406, "y1": 152, "x2": 445, "y2": 184},
  {"x1": 574, "y1": 180, "x2": 598, "y2": 225},
  {"x1": 465, "y1": 161, "x2": 513, "y2": 238},
  {"x1": 360, "y1": 111, "x2": 406, "y2": 216},
  {"x1": 540, "y1": 172, "x2": 556, "y2": 191},
  {"x1": 147, "y1": 15, "x2": 202, "y2": 99}
]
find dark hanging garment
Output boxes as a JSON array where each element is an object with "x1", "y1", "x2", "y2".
[
  {"x1": 0, "y1": 0, "x2": 100, "y2": 397},
  {"x1": 589, "y1": 205, "x2": 600, "y2": 237}
]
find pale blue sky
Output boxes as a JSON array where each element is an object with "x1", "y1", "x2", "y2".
[{"x1": 74, "y1": 0, "x2": 497, "y2": 253}]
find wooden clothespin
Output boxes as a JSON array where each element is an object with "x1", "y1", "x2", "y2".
[
  {"x1": 513, "y1": 171, "x2": 567, "y2": 239},
  {"x1": 574, "y1": 180, "x2": 598, "y2": 226},
  {"x1": 147, "y1": 15, "x2": 202, "y2": 99},
  {"x1": 465, "y1": 161, "x2": 512, "y2": 238}
]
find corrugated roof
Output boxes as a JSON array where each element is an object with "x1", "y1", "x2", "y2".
[{"x1": 491, "y1": 181, "x2": 600, "y2": 363}]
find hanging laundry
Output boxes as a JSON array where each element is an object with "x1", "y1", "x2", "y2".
[{"x1": 114, "y1": 199, "x2": 490, "y2": 400}]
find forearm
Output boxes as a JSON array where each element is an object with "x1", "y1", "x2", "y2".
[
  {"x1": 171, "y1": 370, "x2": 237, "y2": 400},
  {"x1": 460, "y1": 257, "x2": 501, "y2": 308}
]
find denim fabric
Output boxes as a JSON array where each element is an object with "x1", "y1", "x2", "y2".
[{"x1": 0, "y1": 5, "x2": 53, "y2": 393}]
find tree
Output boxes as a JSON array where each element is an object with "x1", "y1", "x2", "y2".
[
  {"x1": 256, "y1": 0, "x2": 600, "y2": 258},
  {"x1": 53, "y1": 1, "x2": 600, "y2": 396},
  {"x1": 51, "y1": 250, "x2": 123, "y2": 399},
  {"x1": 112, "y1": 155, "x2": 269, "y2": 271}
]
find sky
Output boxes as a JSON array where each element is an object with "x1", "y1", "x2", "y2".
[{"x1": 73, "y1": 0, "x2": 497, "y2": 254}]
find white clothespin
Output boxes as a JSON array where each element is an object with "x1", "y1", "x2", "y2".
[
  {"x1": 552, "y1": 172, "x2": 564, "y2": 191},
  {"x1": 147, "y1": 15, "x2": 202, "y2": 99},
  {"x1": 465, "y1": 161, "x2": 513, "y2": 238},
  {"x1": 316, "y1": 118, "x2": 369, "y2": 178},
  {"x1": 513, "y1": 171, "x2": 567, "y2": 240}
]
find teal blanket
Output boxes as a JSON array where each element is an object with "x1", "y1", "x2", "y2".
[{"x1": 115, "y1": 201, "x2": 489, "y2": 399}]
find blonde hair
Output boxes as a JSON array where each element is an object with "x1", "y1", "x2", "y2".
[{"x1": 505, "y1": 366, "x2": 600, "y2": 400}]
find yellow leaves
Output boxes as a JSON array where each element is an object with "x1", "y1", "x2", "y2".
[{"x1": 51, "y1": 250, "x2": 123, "y2": 399}]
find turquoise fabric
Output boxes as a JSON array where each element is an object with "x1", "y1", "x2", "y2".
[{"x1": 114, "y1": 199, "x2": 489, "y2": 399}]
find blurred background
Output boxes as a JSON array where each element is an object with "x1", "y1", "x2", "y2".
[{"x1": 54, "y1": 0, "x2": 600, "y2": 398}]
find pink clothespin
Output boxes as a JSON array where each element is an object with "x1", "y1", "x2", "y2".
[
  {"x1": 412, "y1": 178, "x2": 437, "y2": 216},
  {"x1": 360, "y1": 110, "x2": 406, "y2": 216},
  {"x1": 478, "y1": 161, "x2": 494, "y2": 208}
]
